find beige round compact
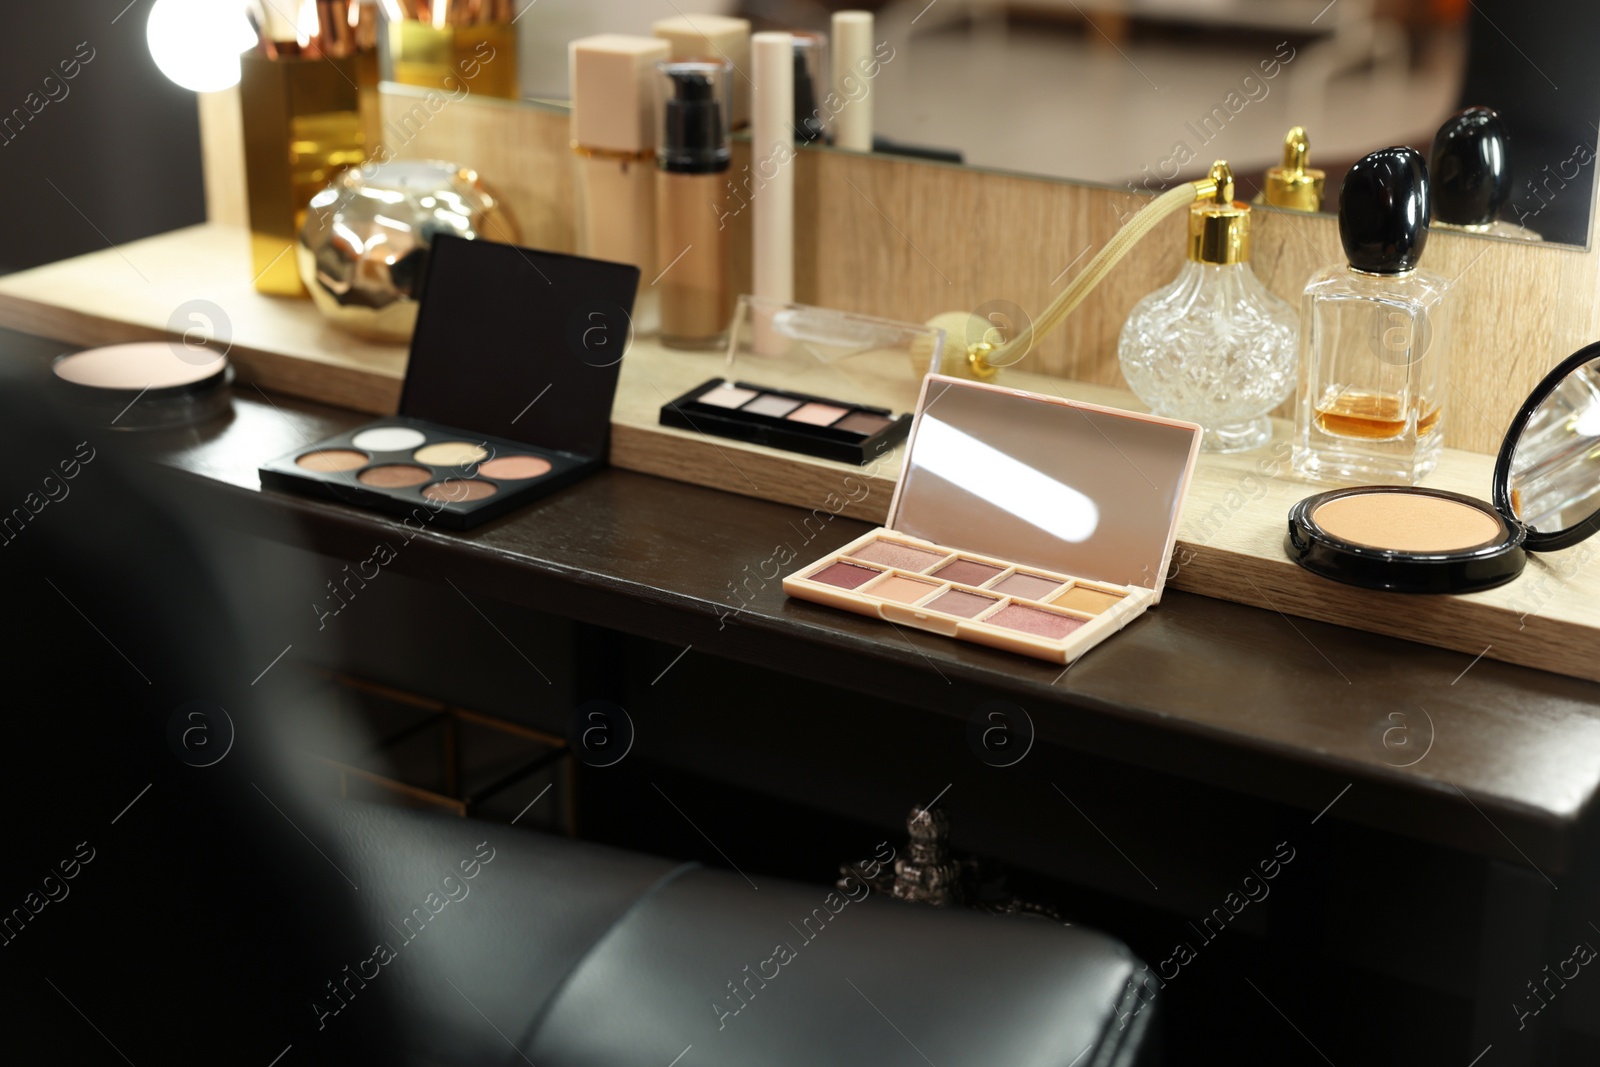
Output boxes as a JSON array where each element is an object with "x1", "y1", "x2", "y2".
[{"x1": 51, "y1": 342, "x2": 232, "y2": 429}]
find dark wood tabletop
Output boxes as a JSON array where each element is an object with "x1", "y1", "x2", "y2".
[{"x1": 131, "y1": 385, "x2": 1600, "y2": 874}]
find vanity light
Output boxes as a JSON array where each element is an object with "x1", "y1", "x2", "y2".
[{"x1": 146, "y1": 0, "x2": 257, "y2": 93}]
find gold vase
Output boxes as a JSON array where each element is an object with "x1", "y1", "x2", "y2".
[
  {"x1": 240, "y1": 52, "x2": 368, "y2": 296},
  {"x1": 389, "y1": 20, "x2": 519, "y2": 100}
]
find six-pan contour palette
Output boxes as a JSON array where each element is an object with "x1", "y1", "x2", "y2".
[
  {"x1": 259, "y1": 419, "x2": 590, "y2": 529},
  {"x1": 785, "y1": 529, "x2": 1152, "y2": 664}
]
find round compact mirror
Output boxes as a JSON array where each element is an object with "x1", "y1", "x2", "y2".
[{"x1": 1494, "y1": 340, "x2": 1600, "y2": 552}]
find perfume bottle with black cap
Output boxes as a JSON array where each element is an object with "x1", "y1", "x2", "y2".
[
  {"x1": 1293, "y1": 147, "x2": 1452, "y2": 486},
  {"x1": 1431, "y1": 106, "x2": 1543, "y2": 241}
]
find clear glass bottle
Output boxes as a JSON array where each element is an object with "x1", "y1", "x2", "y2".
[
  {"x1": 1119, "y1": 162, "x2": 1299, "y2": 452},
  {"x1": 1294, "y1": 147, "x2": 1451, "y2": 485}
]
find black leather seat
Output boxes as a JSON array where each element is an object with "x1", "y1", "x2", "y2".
[{"x1": 332, "y1": 802, "x2": 1156, "y2": 1067}]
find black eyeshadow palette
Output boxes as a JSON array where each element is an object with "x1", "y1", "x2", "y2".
[
  {"x1": 259, "y1": 234, "x2": 640, "y2": 530},
  {"x1": 659, "y1": 377, "x2": 911, "y2": 464},
  {"x1": 258, "y1": 418, "x2": 594, "y2": 529}
]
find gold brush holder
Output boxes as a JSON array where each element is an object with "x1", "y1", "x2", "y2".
[
  {"x1": 240, "y1": 52, "x2": 368, "y2": 296},
  {"x1": 389, "y1": 20, "x2": 519, "y2": 100}
]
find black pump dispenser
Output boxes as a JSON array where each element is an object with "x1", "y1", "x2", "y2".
[
  {"x1": 1431, "y1": 106, "x2": 1512, "y2": 228},
  {"x1": 1339, "y1": 147, "x2": 1431, "y2": 274},
  {"x1": 660, "y1": 66, "x2": 730, "y2": 175}
]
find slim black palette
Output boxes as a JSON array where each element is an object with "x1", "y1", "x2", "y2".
[
  {"x1": 660, "y1": 377, "x2": 910, "y2": 464},
  {"x1": 260, "y1": 235, "x2": 639, "y2": 530}
]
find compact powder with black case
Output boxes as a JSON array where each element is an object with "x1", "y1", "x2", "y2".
[
  {"x1": 50, "y1": 342, "x2": 233, "y2": 429},
  {"x1": 659, "y1": 378, "x2": 911, "y2": 464},
  {"x1": 1287, "y1": 340, "x2": 1600, "y2": 593},
  {"x1": 260, "y1": 234, "x2": 639, "y2": 529}
]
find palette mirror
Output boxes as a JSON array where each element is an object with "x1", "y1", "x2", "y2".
[
  {"x1": 1499, "y1": 343, "x2": 1600, "y2": 548},
  {"x1": 498, "y1": 0, "x2": 1598, "y2": 247}
]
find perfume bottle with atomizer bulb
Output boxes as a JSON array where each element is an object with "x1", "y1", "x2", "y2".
[{"x1": 1118, "y1": 161, "x2": 1299, "y2": 453}]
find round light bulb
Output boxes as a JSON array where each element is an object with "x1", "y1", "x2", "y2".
[{"x1": 147, "y1": 0, "x2": 257, "y2": 94}]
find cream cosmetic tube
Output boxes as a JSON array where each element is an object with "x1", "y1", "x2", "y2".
[
  {"x1": 831, "y1": 12, "x2": 873, "y2": 151},
  {"x1": 752, "y1": 32, "x2": 795, "y2": 309}
]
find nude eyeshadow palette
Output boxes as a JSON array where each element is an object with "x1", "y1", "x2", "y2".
[
  {"x1": 659, "y1": 377, "x2": 911, "y2": 464},
  {"x1": 784, "y1": 375, "x2": 1203, "y2": 664},
  {"x1": 259, "y1": 419, "x2": 594, "y2": 528},
  {"x1": 259, "y1": 234, "x2": 640, "y2": 530}
]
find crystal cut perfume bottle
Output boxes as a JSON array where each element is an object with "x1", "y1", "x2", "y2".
[
  {"x1": 1294, "y1": 147, "x2": 1451, "y2": 485},
  {"x1": 1119, "y1": 162, "x2": 1299, "y2": 453}
]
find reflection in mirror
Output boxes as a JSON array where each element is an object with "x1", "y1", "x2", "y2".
[
  {"x1": 508, "y1": 0, "x2": 1598, "y2": 247},
  {"x1": 1511, "y1": 360, "x2": 1600, "y2": 534},
  {"x1": 894, "y1": 382, "x2": 1194, "y2": 587}
]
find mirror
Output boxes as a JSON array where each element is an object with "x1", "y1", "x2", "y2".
[
  {"x1": 502, "y1": 0, "x2": 1598, "y2": 248},
  {"x1": 1502, "y1": 344, "x2": 1600, "y2": 547}
]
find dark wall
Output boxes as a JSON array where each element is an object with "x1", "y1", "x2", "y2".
[{"x1": 0, "y1": 0, "x2": 206, "y2": 275}]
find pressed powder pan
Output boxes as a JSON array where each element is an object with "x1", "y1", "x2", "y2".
[
  {"x1": 1287, "y1": 340, "x2": 1600, "y2": 593},
  {"x1": 50, "y1": 342, "x2": 233, "y2": 429}
]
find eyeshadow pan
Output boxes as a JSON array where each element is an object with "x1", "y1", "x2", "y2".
[
  {"x1": 743, "y1": 394, "x2": 803, "y2": 418},
  {"x1": 699, "y1": 383, "x2": 759, "y2": 409},
  {"x1": 788, "y1": 402, "x2": 849, "y2": 427},
  {"x1": 872, "y1": 576, "x2": 938, "y2": 604},
  {"x1": 296, "y1": 449, "x2": 368, "y2": 472},
  {"x1": 935, "y1": 558, "x2": 1005, "y2": 586},
  {"x1": 414, "y1": 441, "x2": 489, "y2": 466},
  {"x1": 834, "y1": 411, "x2": 894, "y2": 436},
  {"x1": 351, "y1": 426, "x2": 427, "y2": 452},
  {"x1": 359, "y1": 464, "x2": 431, "y2": 488},
  {"x1": 809, "y1": 561, "x2": 881, "y2": 589},
  {"x1": 1311, "y1": 491, "x2": 1503, "y2": 553},
  {"x1": 478, "y1": 455, "x2": 553, "y2": 480},
  {"x1": 990, "y1": 605, "x2": 1085, "y2": 640},
  {"x1": 850, "y1": 539, "x2": 947, "y2": 571},
  {"x1": 927, "y1": 589, "x2": 998, "y2": 618},
  {"x1": 1052, "y1": 587, "x2": 1124, "y2": 615},
  {"x1": 992, "y1": 572, "x2": 1065, "y2": 600},
  {"x1": 422, "y1": 479, "x2": 498, "y2": 503}
]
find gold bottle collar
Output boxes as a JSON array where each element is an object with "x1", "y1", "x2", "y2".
[
  {"x1": 1189, "y1": 161, "x2": 1250, "y2": 265},
  {"x1": 1263, "y1": 126, "x2": 1325, "y2": 213}
]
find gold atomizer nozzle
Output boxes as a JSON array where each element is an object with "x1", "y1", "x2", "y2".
[
  {"x1": 1263, "y1": 126, "x2": 1326, "y2": 213},
  {"x1": 1189, "y1": 161, "x2": 1250, "y2": 265}
]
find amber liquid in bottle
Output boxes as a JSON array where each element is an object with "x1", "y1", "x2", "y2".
[
  {"x1": 1312, "y1": 391, "x2": 1442, "y2": 440},
  {"x1": 1293, "y1": 265, "x2": 1450, "y2": 484}
]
